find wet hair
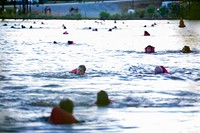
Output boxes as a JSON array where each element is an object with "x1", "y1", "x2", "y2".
[
  {"x1": 59, "y1": 99, "x2": 74, "y2": 113},
  {"x1": 68, "y1": 41, "x2": 74, "y2": 44},
  {"x1": 182, "y1": 46, "x2": 191, "y2": 53},
  {"x1": 78, "y1": 65, "x2": 86, "y2": 72},
  {"x1": 96, "y1": 90, "x2": 110, "y2": 106},
  {"x1": 145, "y1": 45, "x2": 155, "y2": 53},
  {"x1": 144, "y1": 31, "x2": 150, "y2": 36}
]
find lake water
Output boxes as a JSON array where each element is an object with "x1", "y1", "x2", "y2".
[{"x1": 0, "y1": 19, "x2": 200, "y2": 133}]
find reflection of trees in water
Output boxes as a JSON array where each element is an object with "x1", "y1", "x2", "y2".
[{"x1": 176, "y1": 20, "x2": 200, "y2": 49}]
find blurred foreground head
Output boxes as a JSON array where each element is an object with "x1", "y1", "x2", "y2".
[{"x1": 59, "y1": 99, "x2": 74, "y2": 113}]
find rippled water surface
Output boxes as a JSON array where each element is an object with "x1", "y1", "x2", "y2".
[{"x1": 0, "y1": 19, "x2": 200, "y2": 133}]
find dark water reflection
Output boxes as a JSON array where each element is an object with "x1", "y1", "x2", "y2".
[{"x1": 0, "y1": 19, "x2": 200, "y2": 133}]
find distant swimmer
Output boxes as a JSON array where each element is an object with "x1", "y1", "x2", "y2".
[
  {"x1": 154, "y1": 66, "x2": 169, "y2": 74},
  {"x1": 21, "y1": 25, "x2": 26, "y2": 28},
  {"x1": 69, "y1": 65, "x2": 86, "y2": 75},
  {"x1": 108, "y1": 28, "x2": 112, "y2": 31},
  {"x1": 63, "y1": 31, "x2": 69, "y2": 34},
  {"x1": 62, "y1": 24, "x2": 67, "y2": 29},
  {"x1": 181, "y1": 45, "x2": 192, "y2": 53},
  {"x1": 92, "y1": 28, "x2": 98, "y2": 31},
  {"x1": 112, "y1": 26, "x2": 117, "y2": 29},
  {"x1": 68, "y1": 40, "x2": 74, "y2": 45},
  {"x1": 179, "y1": 18, "x2": 186, "y2": 28},
  {"x1": 49, "y1": 99, "x2": 79, "y2": 124},
  {"x1": 145, "y1": 45, "x2": 155, "y2": 53},
  {"x1": 95, "y1": 90, "x2": 112, "y2": 106},
  {"x1": 144, "y1": 31, "x2": 150, "y2": 36}
]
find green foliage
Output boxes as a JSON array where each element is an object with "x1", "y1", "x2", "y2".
[
  {"x1": 182, "y1": 1, "x2": 200, "y2": 19},
  {"x1": 2, "y1": 0, "x2": 200, "y2": 20},
  {"x1": 135, "y1": 9, "x2": 145, "y2": 19},
  {"x1": 110, "y1": 13, "x2": 121, "y2": 20},
  {"x1": 39, "y1": 0, "x2": 46, "y2": 4},
  {"x1": 145, "y1": 4, "x2": 156, "y2": 16},
  {"x1": 99, "y1": 11, "x2": 110, "y2": 20},
  {"x1": 171, "y1": 3, "x2": 180, "y2": 18},
  {"x1": 0, "y1": 8, "x2": 82, "y2": 20},
  {"x1": 158, "y1": 2, "x2": 181, "y2": 19},
  {"x1": 159, "y1": 6, "x2": 168, "y2": 17},
  {"x1": 121, "y1": 13, "x2": 135, "y2": 20}
]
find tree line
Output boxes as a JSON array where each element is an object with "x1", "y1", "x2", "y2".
[{"x1": 1, "y1": 0, "x2": 200, "y2": 19}]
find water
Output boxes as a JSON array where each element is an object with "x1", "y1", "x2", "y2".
[{"x1": 0, "y1": 19, "x2": 200, "y2": 133}]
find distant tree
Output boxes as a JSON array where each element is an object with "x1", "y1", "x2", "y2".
[
  {"x1": 182, "y1": 0, "x2": 200, "y2": 19},
  {"x1": 77, "y1": 0, "x2": 83, "y2": 3},
  {"x1": 99, "y1": 11, "x2": 110, "y2": 20},
  {"x1": 171, "y1": 2, "x2": 180, "y2": 18},
  {"x1": 13, "y1": 0, "x2": 17, "y2": 10},
  {"x1": 39, "y1": 0, "x2": 46, "y2": 4},
  {"x1": 159, "y1": 6, "x2": 169, "y2": 18},
  {"x1": 111, "y1": 13, "x2": 121, "y2": 20},
  {"x1": 1, "y1": 0, "x2": 6, "y2": 12},
  {"x1": 135, "y1": 9, "x2": 145, "y2": 18},
  {"x1": 145, "y1": 4, "x2": 156, "y2": 18}
]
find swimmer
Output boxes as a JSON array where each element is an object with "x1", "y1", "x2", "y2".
[
  {"x1": 62, "y1": 24, "x2": 66, "y2": 29},
  {"x1": 179, "y1": 18, "x2": 186, "y2": 28},
  {"x1": 181, "y1": 45, "x2": 192, "y2": 53},
  {"x1": 63, "y1": 31, "x2": 69, "y2": 34},
  {"x1": 92, "y1": 28, "x2": 98, "y2": 31},
  {"x1": 49, "y1": 99, "x2": 78, "y2": 124},
  {"x1": 154, "y1": 66, "x2": 169, "y2": 74},
  {"x1": 68, "y1": 41, "x2": 74, "y2": 45},
  {"x1": 108, "y1": 28, "x2": 112, "y2": 31},
  {"x1": 144, "y1": 31, "x2": 150, "y2": 36},
  {"x1": 145, "y1": 45, "x2": 155, "y2": 53},
  {"x1": 95, "y1": 90, "x2": 112, "y2": 106},
  {"x1": 69, "y1": 65, "x2": 86, "y2": 75}
]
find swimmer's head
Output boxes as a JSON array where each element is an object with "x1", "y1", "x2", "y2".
[
  {"x1": 182, "y1": 46, "x2": 191, "y2": 53},
  {"x1": 77, "y1": 65, "x2": 86, "y2": 75},
  {"x1": 145, "y1": 45, "x2": 155, "y2": 53},
  {"x1": 59, "y1": 99, "x2": 74, "y2": 113},
  {"x1": 96, "y1": 90, "x2": 110, "y2": 106},
  {"x1": 154, "y1": 66, "x2": 164, "y2": 74}
]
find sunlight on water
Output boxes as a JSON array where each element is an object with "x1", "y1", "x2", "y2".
[{"x1": 0, "y1": 19, "x2": 200, "y2": 133}]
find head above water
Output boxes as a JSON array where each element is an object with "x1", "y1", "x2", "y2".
[
  {"x1": 179, "y1": 18, "x2": 186, "y2": 28},
  {"x1": 144, "y1": 31, "x2": 150, "y2": 36},
  {"x1": 96, "y1": 90, "x2": 110, "y2": 106},
  {"x1": 59, "y1": 99, "x2": 74, "y2": 113},
  {"x1": 145, "y1": 45, "x2": 155, "y2": 53},
  {"x1": 182, "y1": 45, "x2": 191, "y2": 53},
  {"x1": 154, "y1": 66, "x2": 169, "y2": 74},
  {"x1": 77, "y1": 65, "x2": 86, "y2": 75},
  {"x1": 154, "y1": 66, "x2": 164, "y2": 74}
]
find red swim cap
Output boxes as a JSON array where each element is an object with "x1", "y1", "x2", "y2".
[{"x1": 160, "y1": 66, "x2": 169, "y2": 74}]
